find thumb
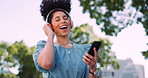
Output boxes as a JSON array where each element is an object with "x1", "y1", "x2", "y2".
[{"x1": 93, "y1": 48, "x2": 98, "y2": 61}]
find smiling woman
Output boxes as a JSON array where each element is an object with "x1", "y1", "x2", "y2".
[
  {"x1": 32, "y1": 0, "x2": 99, "y2": 78},
  {"x1": 47, "y1": 10, "x2": 72, "y2": 37}
]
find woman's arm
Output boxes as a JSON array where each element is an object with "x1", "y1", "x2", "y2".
[
  {"x1": 38, "y1": 23, "x2": 55, "y2": 70},
  {"x1": 38, "y1": 37, "x2": 54, "y2": 70}
]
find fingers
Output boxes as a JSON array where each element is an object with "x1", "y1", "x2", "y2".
[
  {"x1": 42, "y1": 23, "x2": 54, "y2": 37},
  {"x1": 42, "y1": 23, "x2": 51, "y2": 30},
  {"x1": 85, "y1": 53, "x2": 93, "y2": 60},
  {"x1": 83, "y1": 53, "x2": 96, "y2": 67}
]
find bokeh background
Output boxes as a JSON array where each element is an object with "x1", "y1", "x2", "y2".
[{"x1": 0, "y1": 0, "x2": 147, "y2": 78}]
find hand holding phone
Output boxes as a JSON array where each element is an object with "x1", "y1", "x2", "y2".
[{"x1": 87, "y1": 41, "x2": 102, "y2": 57}]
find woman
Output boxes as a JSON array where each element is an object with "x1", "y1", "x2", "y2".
[{"x1": 33, "y1": 0, "x2": 99, "y2": 78}]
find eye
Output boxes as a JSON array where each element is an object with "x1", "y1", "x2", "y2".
[
  {"x1": 63, "y1": 16, "x2": 69, "y2": 20},
  {"x1": 55, "y1": 18, "x2": 60, "y2": 22}
]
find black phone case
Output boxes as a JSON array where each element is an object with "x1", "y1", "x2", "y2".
[{"x1": 88, "y1": 41, "x2": 102, "y2": 57}]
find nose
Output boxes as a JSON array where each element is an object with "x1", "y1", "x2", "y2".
[{"x1": 60, "y1": 18, "x2": 66, "y2": 24}]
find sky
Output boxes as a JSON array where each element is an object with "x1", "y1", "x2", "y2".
[{"x1": 0, "y1": 0, "x2": 147, "y2": 77}]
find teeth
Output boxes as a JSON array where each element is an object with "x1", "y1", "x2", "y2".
[{"x1": 60, "y1": 26, "x2": 67, "y2": 29}]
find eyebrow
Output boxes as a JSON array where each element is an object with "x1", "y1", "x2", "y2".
[{"x1": 53, "y1": 16, "x2": 60, "y2": 19}]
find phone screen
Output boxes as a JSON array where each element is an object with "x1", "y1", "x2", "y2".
[{"x1": 87, "y1": 41, "x2": 102, "y2": 57}]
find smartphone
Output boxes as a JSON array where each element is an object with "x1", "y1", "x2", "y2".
[{"x1": 87, "y1": 41, "x2": 102, "y2": 57}]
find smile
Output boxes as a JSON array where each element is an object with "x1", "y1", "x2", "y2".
[{"x1": 60, "y1": 25, "x2": 68, "y2": 29}]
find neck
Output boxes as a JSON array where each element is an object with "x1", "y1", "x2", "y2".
[{"x1": 55, "y1": 36, "x2": 71, "y2": 45}]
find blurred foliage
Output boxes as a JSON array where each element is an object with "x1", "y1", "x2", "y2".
[
  {"x1": 0, "y1": 41, "x2": 42, "y2": 78},
  {"x1": 0, "y1": 73, "x2": 18, "y2": 78},
  {"x1": 79, "y1": 0, "x2": 148, "y2": 36},
  {"x1": 142, "y1": 50, "x2": 148, "y2": 59},
  {"x1": 69, "y1": 24, "x2": 94, "y2": 44},
  {"x1": 79, "y1": 0, "x2": 148, "y2": 59},
  {"x1": 69, "y1": 24, "x2": 120, "y2": 70}
]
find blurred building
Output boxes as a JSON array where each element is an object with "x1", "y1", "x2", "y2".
[{"x1": 99, "y1": 58, "x2": 145, "y2": 78}]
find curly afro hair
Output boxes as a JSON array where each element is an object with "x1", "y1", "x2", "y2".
[{"x1": 40, "y1": 0, "x2": 71, "y2": 21}]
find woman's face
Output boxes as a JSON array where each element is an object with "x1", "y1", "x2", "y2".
[{"x1": 51, "y1": 11, "x2": 71, "y2": 37}]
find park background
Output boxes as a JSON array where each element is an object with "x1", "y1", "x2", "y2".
[{"x1": 0, "y1": 0, "x2": 147, "y2": 78}]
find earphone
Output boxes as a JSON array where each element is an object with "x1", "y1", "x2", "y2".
[
  {"x1": 70, "y1": 20, "x2": 73, "y2": 28},
  {"x1": 45, "y1": 8, "x2": 73, "y2": 28}
]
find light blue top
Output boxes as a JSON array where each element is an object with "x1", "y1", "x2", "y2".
[{"x1": 33, "y1": 40, "x2": 91, "y2": 78}]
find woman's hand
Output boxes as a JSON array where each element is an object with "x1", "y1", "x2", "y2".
[
  {"x1": 83, "y1": 48, "x2": 98, "y2": 72},
  {"x1": 42, "y1": 23, "x2": 55, "y2": 37}
]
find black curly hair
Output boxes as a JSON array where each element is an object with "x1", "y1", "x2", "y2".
[{"x1": 40, "y1": 0, "x2": 71, "y2": 22}]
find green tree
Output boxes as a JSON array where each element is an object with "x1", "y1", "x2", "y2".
[
  {"x1": 142, "y1": 50, "x2": 148, "y2": 59},
  {"x1": 79, "y1": 0, "x2": 148, "y2": 59},
  {"x1": 0, "y1": 41, "x2": 42, "y2": 78},
  {"x1": 69, "y1": 24, "x2": 120, "y2": 70},
  {"x1": 0, "y1": 73, "x2": 17, "y2": 78},
  {"x1": 0, "y1": 41, "x2": 18, "y2": 78}
]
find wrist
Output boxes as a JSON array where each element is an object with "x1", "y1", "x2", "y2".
[
  {"x1": 47, "y1": 34, "x2": 54, "y2": 39},
  {"x1": 89, "y1": 69, "x2": 99, "y2": 76},
  {"x1": 47, "y1": 37, "x2": 54, "y2": 45},
  {"x1": 90, "y1": 68, "x2": 96, "y2": 73},
  {"x1": 90, "y1": 65, "x2": 97, "y2": 73}
]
